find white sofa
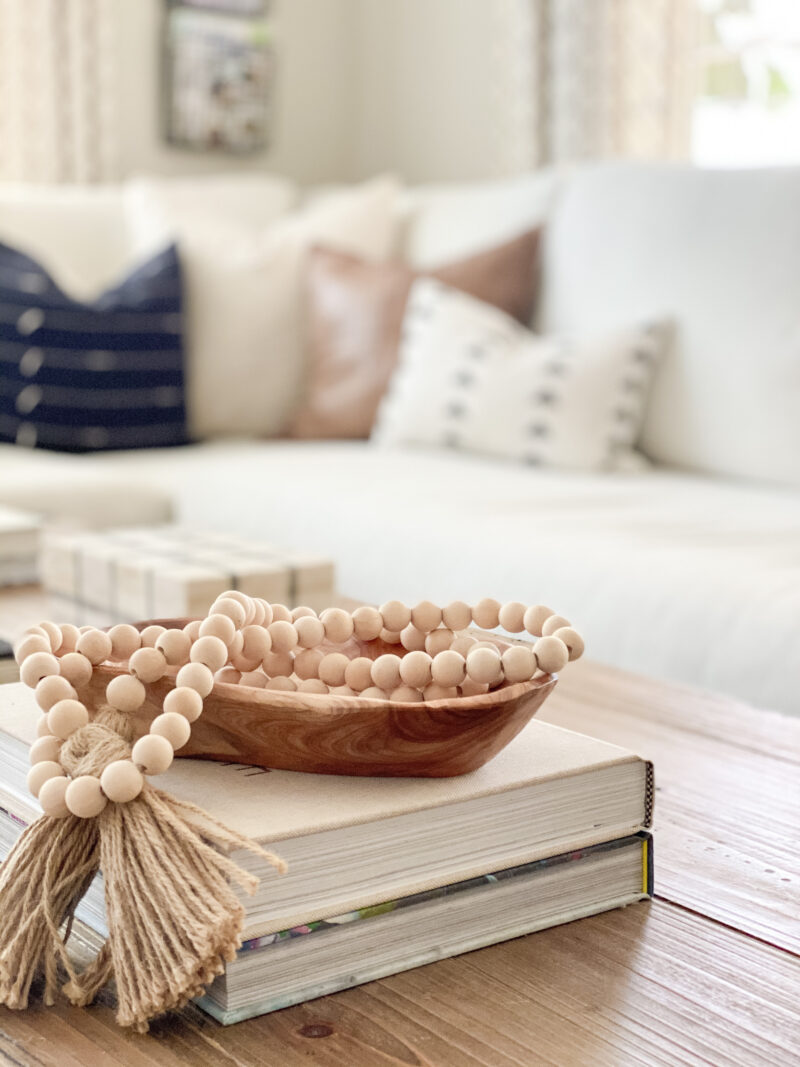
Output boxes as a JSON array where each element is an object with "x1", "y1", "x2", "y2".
[{"x1": 1, "y1": 164, "x2": 799, "y2": 716}]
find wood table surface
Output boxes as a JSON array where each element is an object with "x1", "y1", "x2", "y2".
[{"x1": 0, "y1": 589, "x2": 799, "y2": 1066}]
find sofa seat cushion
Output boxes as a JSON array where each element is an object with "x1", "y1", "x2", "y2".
[{"x1": 67, "y1": 440, "x2": 800, "y2": 715}]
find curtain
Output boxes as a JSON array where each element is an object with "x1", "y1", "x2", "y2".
[{"x1": 0, "y1": 0, "x2": 118, "y2": 183}]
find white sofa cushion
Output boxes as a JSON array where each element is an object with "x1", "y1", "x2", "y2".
[{"x1": 538, "y1": 162, "x2": 800, "y2": 488}]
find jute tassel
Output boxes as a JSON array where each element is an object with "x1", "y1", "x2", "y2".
[{"x1": 0, "y1": 707, "x2": 286, "y2": 1032}]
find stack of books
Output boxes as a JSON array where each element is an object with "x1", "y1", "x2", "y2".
[{"x1": 0, "y1": 683, "x2": 653, "y2": 1023}]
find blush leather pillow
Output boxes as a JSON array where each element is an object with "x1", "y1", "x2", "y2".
[{"x1": 290, "y1": 228, "x2": 541, "y2": 439}]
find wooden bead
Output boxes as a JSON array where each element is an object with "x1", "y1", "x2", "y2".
[
  {"x1": 58, "y1": 623, "x2": 81, "y2": 653},
  {"x1": 268, "y1": 620, "x2": 298, "y2": 654},
  {"x1": 498, "y1": 602, "x2": 527, "y2": 633},
  {"x1": 344, "y1": 656, "x2": 374, "y2": 692},
  {"x1": 251, "y1": 599, "x2": 268, "y2": 627},
  {"x1": 238, "y1": 625, "x2": 270, "y2": 662},
  {"x1": 262, "y1": 650, "x2": 294, "y2": 677},
  {"x1": 411, "y1": 601, "x2": 442, "y2": 633},
  {"x1": 239, "y1": 670, "x2": 267, "y2": 688},
  {"x1": 35, "y1": 674, "x2": 77, "y2": 712},
  {"x1": 501, "y1": 645, "x2": 537, "y2": 684},
  {"x1": 66, "y1": 775, "x2": 107, "y2": 818},
  {"x1": 38, "y1": 775, "x2": 70, "y2": 818},
  {"x1": 533, "y1": 636, "x2": 569, "y2": 674},
  {"x1": 100, "y1": 760, "x2": 144, "y2": 804},
  {"x1": 553, "y1": 627, "x2": 584, "y2": 661},
  {"x1": 156, "y1": 627, "x2": 193, "y2": 666},
  {"x1": 423, "y1": 683, "x2": 459, "y2": 701},
  {"x1": 294, "y1": 615, "x2": 325, "y2": 649},
  {"x1": 183, "y1": 619, "x2": 202, "y2": 641},
  {"x1": 291, "y1": 605, "x2": 317, "y2": 620},
  {"x1": 466, "y1": 647, "x2": 502, "y2": 685},
  {"x1": 108, "y1": 623, "x2": 142, "y2": 661},
  {"x1": 296, "y1": 678, "x2": 329, "y2": 694},
  {"x1": 48, "y1": 698, "x2": 89, "y2": 739},
  {"x1": 425, "y1": 629, "x2": 455, "y2": 657},
  {"x1": 150, "y1": 711, "x2": 192, "y2": 750},
  {"x1": 176, "y1": 662, "x2": 214, "y2": 697},
  {"x1": 352, "y1": 606, "x2": 383, "y2": 641},
  {"x1": 20, "y1": 651, "x2": 60, "y2": 688},
  {"x1": 189, "y1": 635, "x2": 228, "y2": 673},
  {"x1": 399, "y1": 650, "x2": 433, "y2": 689},
  {"x1": 539, "y1": 617, "x2": 567, "y2": 639},
  {"x1": 523, "y1": 604, "x2": 553, "y2": 637},
  {"x1": 441, "y1": 601, "x2": 472, "y2": 631},
  {"x1": 390, "y1": 685, "x2": 424, "y2": 703},
  {"x1": 106, "y1": 674, "x2": 147, "y2": 712},
  {"x1": 380, "y1": 629, "x2": 403, "y2": 645},
  {"x1": 27, "y1": 760, "x2": 64, "y2": 797},
  {"x1": 400, "y1": 624, "x2": 427, "y2": 652},
  {"x1": 371, "y1": 654, "x2": 402, "y2": 691},
  {"x1": 139, "y1": 625, "x2": 166, "y2": 648},
  {"x1": 36, "y1": 713, "x2": 53, "y2": 737},
  {"x1": 230, "y1": 638, "x2": 260, "y2": 672},
  {"x1": 472, "y1": 598, "x2": 501, "y2": 630},
  {"x1": 14, "y1": 633, "x2": 50, "y2": 664},
  {"x1": 129, "y1": 646, "x2": 168, "y2": 683},
  {"x1": 431, "y1": 650, "x2": 466, "y2": 687},
  {"x1": 379, "y1": 601, "x2": 411, "y2": 632},
  {"x1": 459, "y1": 678, "x2": 490, "y2": 697},
  {"x1": 360, "y1": 686, "x2": 389, "y2": 700},
  {"x1": 320, "y1": 608, "x2": 354, "y2": 644},
  {"x1": 24, "y1": 625, "x2": 51, "y2": 641},
  {"x1": 164, "y1": 685, "x2": 204, "y2": 721},
  {"x1": 293, "y1": 648, "x2": 324, "y2": 681},
  {"x1": 211, "y1": 597, "x2": 246, "y2": 629},
  {"x1": 450, "y1": 635, "x2": 477, "y2": 657},
  {"x1": 265, "y1": 676, "x2": 297, "y2": 692},
  {"x1": 270, "y1": 603, "x2": 292, "y2": 623},
  {"x1": 132, "y1": 734, "x2": 174, "y2": 776},
  {"x1": 318, "y1": 652, "x2": 349, "y2": 686},
  {"x1": 222, "y1": 590, "x2": 256, "y2": 625},
  {"x1": 58, "y1": 652, "x2": 93, "y2": 689},
  {"x1": 214, "y1": 667, "x2": 242, "y2": 685},
  {"x1": 76, "y1": 629, "x2": 112, "y2": 666},
  {"x1": 29, "y1": 734, "x2": 62, "y2": 764},
  {"x1": 330, "y1": 685, "x2": 357, "y2": 697},
  {"x1": 199, "y1": 613, "x2": 237, "y2": 645},
  {"x1": 37, "y1": 621, "x2": 63, "y2": 653}
]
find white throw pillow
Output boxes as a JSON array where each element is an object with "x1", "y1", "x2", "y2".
[
  {"x1": 126, "y1": 176, "x2": 401, "y2": 439},
  {"x1": 373, "y1": 280, "x2": 663, "y2": 471}
]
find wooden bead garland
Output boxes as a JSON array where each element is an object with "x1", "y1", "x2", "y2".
[{"x1": 15, "y1": 594, "x2": 583, "y2": 823}]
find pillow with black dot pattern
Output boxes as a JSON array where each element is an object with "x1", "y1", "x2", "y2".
[{"x1": 373, "y1": 278, "x2": 665, "y2": 472}]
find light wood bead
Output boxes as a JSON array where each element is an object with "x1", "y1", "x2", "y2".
[
  {"x1": 222, "y1": 590, "x2": 256, "y2": 625},
  {"x1": 472, "y1": 598, "x2": 501, "y2": 630},
  {"x1": 27, "y1": 761, "x2": 64, "y2": 798},
  {"x1": 38, "y1": 776, "x2": 70, "y2": 818},
  {"x1": 411, "y1": 601, "x2": 442, "y2": 633},
  {"x1": 431, "y1": 649, "x2": 467, "y2": 687},
  {"x1": 270, "y1": 603, "x2": 292, "y2": 623},
  {"x1": 59, "y1": 652, "x2": 94, "y2": 689},
  {"x1": 199, "y1": 613, "x2": 237, "y2": 646},
  {"x1": 105, "y1": 674, "x2": 147, "y2": 713},
  {"x1": 108, "y1": 624, "x2": 142, "y2": 661},
  {"x1": 331, "y1": 685, "x2": 357, "y2": 697},
  {"x1": 240, "y1": 670, "x2": 267, "y2": 688},
  {"x1": 523, "y1": 604, "x2": 554, "y2": 637},
  {"x1": 35, "y1": 674, "x2": 77, "y2": 712},
  {"x1": 380, "y1": 628, "x2": 403, "y2": 645},
  {"x1": 320, "y1": 608, "x2": 354, "y2": 644},
  {"x1": 214, "y1": 667, "x2": 242, "y2": 686},
  {"x1": 466, "y1": 647, "x2": 502, "y2": 685},
  {"x1": 360, "y1": 686, "x2": 389, "y2": 700},
  {"x1": 100, "y1": 760, "x2": 144, "y2": 804},
  {"x1": 20, "y1": 651, "x2": 60, "y2": 688},
  {"x1": 294, "y1": 616, "x2": 325, "y2": 649},
  {"x1": 183, "y1": 619, "x2": 202, "y2": 641},
  {"x1": 132, "y1": 734, "x2": 174, "y2": 776},
  {"x1": 227, "y1": 633, "x2": 249, "y2": 664},
  {"x1": 37, "y1": 621, "x2": 63, "y2": 653},
  {"x1": 473, "y1": 640, "x2": 507, "y2": 653},
  {"x1": 450, "y1": 635, "x2": 478, "y2": 657},
  {"x1": 501, "y1": 645, "x2": 537, "y2": 684},
  {"x1": 291, "y1": 605, "x2": 317, "y2": 620},
  {"x1": 78, "y1": 626, "x2": 93, "y2": 634},
  {"x1": 29, "y1": 734, "x2": 62, "y2": 764},
  {"x1": 379, "y1": 600, "x2": 411, "y2": 632},
  {"x1": 150, "y1": 712, "x2": 192, "y2": 750},
  {"x1": 344, "y1": 656, "x2": 375, "y2": 692},
  {"x1": 238, "y1": 625, "x2": 271, "y2": 662},
  {"x1": 553, "y1": 626, "x2": 584, "y2": 661},
  {"x1": 164, "y1": 685, "x2": 204, "y2": 722},
  {"x1": 400, "y1": 624, "x2": 427, "y2": 652},
  {"x1": 262, "y1": 650, "x2": 295, "y2": 677},
  {"x1": 66, "y1": 776, "x2": 107, "y2": 818},
  {"x1": 265, "y1": 676, "x2": 297, "y2": 692},
  {"x1": 24, "y1": 625, "x2": 51, "y2": 641},
  {"x1": 371, "y1": 654, "x2": 402, "y2": 691},
  {"x1": 156, "y1": 628, "x2": 193, "y2": 666},
  {"x1": 399, "y1": 650, "x2": 433, "y2": 689},
  {"x1": 390, "y1": 685, "x2": 424, "y2": 703},
  {"x1": 533, "y1": 636, "x2": 570, "y2": 674},
  {"x1": 459, "y1": 678, "x2": 490, "y2": 697},
  {"x1": 318, "y1": 652, "x2": 349, "y2": 687},
  {"x1": 211, "y1": 596, "x2": 247, "y2": 628},
  {"x1": 441, "y1": 600, "x2": 472, "y2": 631},
  {"x1": 36, "y1": 713, "x2": 53, "y2": 738},
  {"x1": 251, "y1": 599, "x2": 268, "y2": 627},
  {"x1": 425, "y1": 628, "x2": 455, "y2": 657},
  {"x1": 140, "y1": 625, "x2": 166, "y2": 648},
  {"x1": 293, "y1": 648, "x2": 324, "y2": 681},
  {"x1": 48, "y1": 698, "x2": 89, "y2": 739},
  {"x1": 541, "y1": 614, "x2": 571, "y2": 637},
  {"x1": 423, "y1": 683, "x2": 459, "y2": 700},
  {"x1": 130, "y1": 646, "x2": 168, "y2": 683},
  {"x1": 189, "y1": 635, "x2": 228, "y2": 673},
  {"x1": 58, "y1": 623, "x2": 81, "y2": 653},
  {"x1": 76, "y1": 630, "x2": 112, "y2": 666},
  {"x1": 14, "y1": 633, "x2": 50, "y2": 664},
  {"x1": 268, "y1": 620, "x2": 298, "y2": 654},
  {"x1": 296, "y1": 678, "x2": 329, "y2": 694},
  {"x1": 352, "y1": 606, "x2": 383, "y2": 641},
  {"x1": 176, "y1": 662, "x2": 214, "y2": 698},
  {"x1": 498, "y1": 602, "x2": 527, "y2": 633}
]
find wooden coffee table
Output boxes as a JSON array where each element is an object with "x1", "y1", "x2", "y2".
[{"x1": 0, "y1": 591, "x2": 798, "y2": 1065}]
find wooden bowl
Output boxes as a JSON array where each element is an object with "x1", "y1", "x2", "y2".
[{"x1": 85, "y1": 621, "x2": 557, "y2": 778}]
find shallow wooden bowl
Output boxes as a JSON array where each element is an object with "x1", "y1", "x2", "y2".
[{"x1": 85, "y1": 621, "x2": 557, "y2": 778}]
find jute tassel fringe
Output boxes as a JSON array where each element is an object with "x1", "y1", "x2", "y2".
[{"x1": 0, "y1": 707, "x2": 286, "y2": 1032}]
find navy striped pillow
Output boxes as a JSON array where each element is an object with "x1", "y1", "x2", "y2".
[{"x1": 0, "y1": 241, "x2": 188, "y2": 451}]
